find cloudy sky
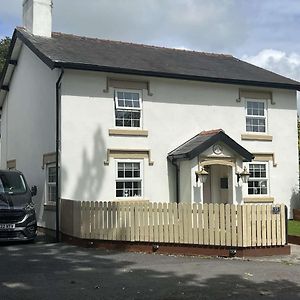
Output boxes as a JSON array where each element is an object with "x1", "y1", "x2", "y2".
[{"x1": 1, "y1": 0, "x2": 300, "y2": 109}]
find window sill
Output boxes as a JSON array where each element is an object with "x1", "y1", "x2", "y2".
[
  {"x1": 241, "y1": 133, "x2": 273, "y2": 141},
  {"x1": 109, "y1": 128, "x2": 148, "y2": 137},
  {"x1": 243, "y1": 196, "x2": 274, "y2": 203},
  {"x1": 114, "y1": 198, "x2": 149, "y2": 203},
  {"x1": 44, "y1": 203, "x2": 56, "y2": 211}
]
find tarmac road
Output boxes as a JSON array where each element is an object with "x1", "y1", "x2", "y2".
[{"x1": 0, "y1": 235, "x2": 299, "y2": 300}]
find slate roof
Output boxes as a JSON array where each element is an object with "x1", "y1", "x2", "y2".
[
  {"x1": 168, "y1": 129, "x2": 254, "y2": 161},
  {"x1": 4, "y1": 27, "x2": 300, "y2": 91}
]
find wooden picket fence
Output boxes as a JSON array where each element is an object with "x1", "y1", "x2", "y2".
[{"x1": 60, "y1": 200, "x2": 287, "y2": 247}]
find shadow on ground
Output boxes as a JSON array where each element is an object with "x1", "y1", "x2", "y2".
[{"x1": 0, "y1": 235, "x2": 299, "y2": 300}]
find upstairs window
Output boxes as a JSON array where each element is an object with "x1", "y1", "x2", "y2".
[
  {"x1": 116, "y1": 160, "x2": 143, "y2": 198},
  {"x1": 115, "y1": 90, "x2": 142, "y2": 128},
  {"x1": 248, "y1": 163, "x2": 268, "y2": 195},
  {"x1": 246, "y1": 100, "x2": 267, "y2": 133}
]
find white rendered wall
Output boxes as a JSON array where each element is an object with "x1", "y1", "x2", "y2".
[
  {"x1": 1, "y1": 44, "x2": 57, "y2": 228},
  {"x1": 60, "y1": 70, "x2": 299, "y2": 216}
]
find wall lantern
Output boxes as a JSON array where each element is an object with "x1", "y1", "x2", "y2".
[
  {"x1": 195, "y1": 168, "x2": 209, "y2": 183},
  {"x1": 236, "y1": 166, "x2": 250, "y2": 183}
]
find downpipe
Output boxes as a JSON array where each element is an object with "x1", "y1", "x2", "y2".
[
  {"x1": 55, "y1": 68, "x2": 64, "y2": 242},
  {"x1": 170, "y1": 158, "x2": 180, "y2": 204}
]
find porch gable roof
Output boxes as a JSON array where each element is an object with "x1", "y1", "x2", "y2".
[{"x1": 168, "y1": 129, "x2": 254, "y2": 162}]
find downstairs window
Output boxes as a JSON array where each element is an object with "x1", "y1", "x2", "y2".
[
  {"x1": 116, "y1": 160, "x2": 143, "y2": 198},
  {"x1": 248, "y1": 163, "x2": 268, "y2": 195}
]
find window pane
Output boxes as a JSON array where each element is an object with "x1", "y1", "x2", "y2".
[
  {"x1": 118, "y1": 171, "x2": 124, "y2": 178},
  {"x1": 117, "y1": 92, "x2": 124, "y2": 99},
  {"x1": 247, "y1": 101, "x2": 264, "y2": 117},
  {"x1": 0, "y1": 173, "x2": 27, "y2": 195},
  {"x1": 48, "y1": 167, "x2": 56, "y2": 183},
  {"x1": 124, "y1": 119, "x2": 131, "y2": 127},
  {"x1": 115, "y1": 119, "x2": 123, "y2": 127},
  {"x1": 118, "y1": 162, "x2": 125, "y2": 169},
  {"x1": 116, "y1": 189, "x2": 123, "y2": 197},
  {"x1": 125, "y1": 181, "x2": 132, "y2": 188},
  {"x1": 116, "y1": 182, "x2": 123, "y2": 189},
  {"x1": 116, "y1": 91, "x2": 140, "y2": 109},
  {"x1": 125, "y1": 163, "x2": 132, "y2": 170},
  {"x1": 246, "y1": 117, "x2": 265, "y2": 133},
  {"x1": 133, "y1": 100, "x2": 140, "y2": 108},
  {"x1": 132, "y1": 111, "x2": 140, "y2": 118},
  {"x1": 133, "y1": 163, "x2": 140, "y2": 170},
  {"x1": 125, "y1": 100, "x2": 132, "y2": 107},
  {"x1": 118, "y1": 162, "x2": 140, "y2": 179},
  {"x1": 48, "y1": 185, "x2": 56, "y2": 202},
  {"x1": 118, "y1": 100, "x2": 125, "y2": 107},
  {"x1": 133, "y1": 171, "x2": 140, "y2": 178},
  {"x1": 116, "y1": 180, "x2": 142, "y2": 197},
  {"x1": 132, "y1": 93, "x2": 139, "y2": 100},
  {"x1": 125, "y1": 171, "x2": 132, "y2": 178},
  {"x1": 115, "y1": 109, "x2": 141, "y2": 128},
  {"x1": 124, "y1": 92, "x2": 132, "y2": 99}
]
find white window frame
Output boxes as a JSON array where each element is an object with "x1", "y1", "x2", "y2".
[
  {"x1": 114, "y1": 89, "x2": 143, "y2": 128},
  {"x1": 46, "y1": 163, "x2": 56, "y2": 204},
  {"x1": 115, "y1": 159, "x2": 144, "y2": 199},
  {"x1": 246, "y1": 162, "x2": 269, "y2": 196},
  {"x1": 245, "y1": 99, "x2": 268, "y2": 133}
]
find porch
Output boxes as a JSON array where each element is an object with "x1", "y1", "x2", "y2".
[{"x1": 168, "y1": 129, "x2": 266, "y2": 205}]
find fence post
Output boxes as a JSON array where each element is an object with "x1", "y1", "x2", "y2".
[{"x1": 285, "y1": 205, "x2": 288, "y2": 245}]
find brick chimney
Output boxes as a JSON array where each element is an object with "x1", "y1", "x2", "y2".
[{"x1": 23, "y1": 0, "x2": 53, "y2": 37}]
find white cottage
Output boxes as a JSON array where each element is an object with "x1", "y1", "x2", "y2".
[{"x1": 0, "y1": 0, "x2": 299, "y2": 231}]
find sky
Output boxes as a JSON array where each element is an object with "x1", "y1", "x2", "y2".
[{"x1": 0, "y1": 0, "x2": 300, "y2": 110}]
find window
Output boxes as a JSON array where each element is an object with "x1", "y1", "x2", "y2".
[
  {"x1": 116, "y1": 160, "x2": 143, "y2": 197},
  {"x1": 115, "y1": 90, "x2": 142, "y2": 128},
  {"x1": 248, "y1": 163, "x2": 268, "y2": 195},
  {"x1": 47, "y1": 165, "x2": 56, "y2": 203},
  {"x1": 7, "y1": 160, "x2": 16, "y2": 170},
  {"x1": 0, "y1": 172, "x2": 26, "y2": 195},
  {"x1": 246, "y1": 100, "x2": 267, "y2": 133}
]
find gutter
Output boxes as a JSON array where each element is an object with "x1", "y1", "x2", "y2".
[
  {"x1": 55, "y1": 68, "x2": 64, "y2": 242},
  {"x1": 56, "y1": 62, "x2": 300, "y2": 91}
]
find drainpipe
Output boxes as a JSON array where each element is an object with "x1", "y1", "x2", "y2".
[
  {"x1": 285, "y1": 205, "x2": 288, "y2": 245},
  {"x1": 55, "y1": 68, "x2": 64, "y2": 242},
  {"x1": 171, "y1": 158, "x2": 180, "y2": 204}
]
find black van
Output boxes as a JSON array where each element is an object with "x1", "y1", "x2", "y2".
[{"x1": 0, "y1": 170, "x2": 37, "y2": 242}]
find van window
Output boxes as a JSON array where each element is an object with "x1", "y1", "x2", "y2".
[{"x1": 0, "y1": 173, "x2": 27, "y2": 195}]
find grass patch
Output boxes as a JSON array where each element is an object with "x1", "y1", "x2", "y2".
[{"x1": 288, "y1": 220, "x2": 300, "y2": 236}]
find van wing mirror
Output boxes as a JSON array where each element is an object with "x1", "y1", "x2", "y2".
[{"x1": 31, "y1": 185, "x2": 37, "y2": 197}]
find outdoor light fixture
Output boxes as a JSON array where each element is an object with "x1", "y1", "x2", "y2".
[
  {"x1": 236, "y1": 166, "x2": 250, "y2": 183},
  {"x1": 195, "y1": 167, "x2": 209, "y2": 183}
]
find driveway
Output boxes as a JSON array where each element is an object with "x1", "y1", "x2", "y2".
[{"x1": 0, "y1": 235, "x2": 300, "y2": 300}]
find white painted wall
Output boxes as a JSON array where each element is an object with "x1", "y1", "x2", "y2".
[
  {"x1": 60, "y1": 70, "x2": 299, "y2": 217},
  {"x1": 1, "y1": 44, "x2": 58, "y2": 228}
]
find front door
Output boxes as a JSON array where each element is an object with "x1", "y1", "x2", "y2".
[{"x1": 203, "y1": 164, "x2": 232, "y2": 204}]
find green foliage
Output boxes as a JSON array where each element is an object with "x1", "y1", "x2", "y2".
[
  {"x1": 0, "y1": 37, "x2": 12, "y2": 76},
  {"x1": 288, "y1": 220, "x2": 300, "y2": 236}
]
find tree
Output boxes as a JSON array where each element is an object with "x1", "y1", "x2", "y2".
[{"x1": 0, "y1": 37, "x2": 11, "y2": 77}]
